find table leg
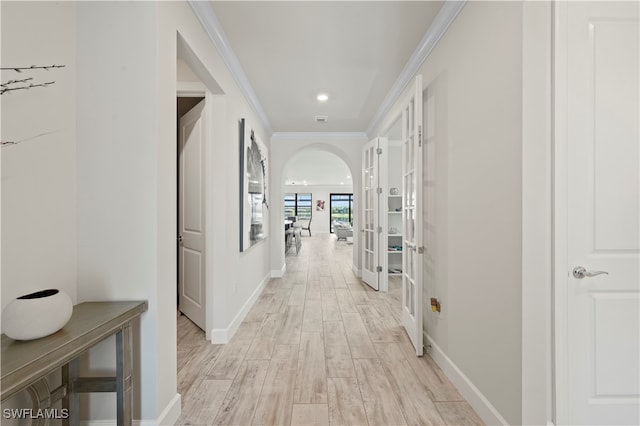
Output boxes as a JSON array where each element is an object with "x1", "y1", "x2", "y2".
[
  {"x1": 116, "y1": 325, "x2": 132, "y2": 426},
  {"x1": 26, "y1": 379, "x2": 50, "y2": 426},
  {"x1": 62, "y1": 358, "x2": 80, "y2": 426}
]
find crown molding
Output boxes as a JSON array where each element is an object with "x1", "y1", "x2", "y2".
[
  {"x1": 188, "y1": 0, "x2": 465, "y2": 138},
  {"x1": 271, "y1": 132, "x2": 369, "y2": 142},
  {"x1": 187, "y1": 0, "x2": 273, "y2": 135},
  {"x1": 366, "y1": 0, "x2": 467, "y2": 136}
]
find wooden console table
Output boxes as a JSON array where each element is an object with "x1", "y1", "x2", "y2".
[{"x1": 1, "y1": 301, "x2": 148, "y2": 426}]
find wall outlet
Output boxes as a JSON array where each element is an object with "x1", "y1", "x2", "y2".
[{"x1": 430, "y1": 297, "x2": 441, "y2": 313}]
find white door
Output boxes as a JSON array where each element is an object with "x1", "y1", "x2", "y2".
[
  {"x1": 178, "y1": 99, "x2": 207, "y2": 330},
  {"x1": 361, "y1": 138, "x2": 380, "y2": 290},
  {"x1": 401, "y1": 76, "x2": 423, "y2": 356},
  {"x1": 564, "y1": 2, "x2": 639, "y2": 424}
]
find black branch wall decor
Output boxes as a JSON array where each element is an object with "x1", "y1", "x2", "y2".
[
  {"x1": 1, "y1": 64, "x2": 66, "y2": 147},
  {"x1": 0, "y1": 64, "x2": 65, "y2": 95}
]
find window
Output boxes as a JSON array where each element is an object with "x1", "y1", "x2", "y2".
[
  {"x1": 284, "y1": 193, "x2": 312, "y2": 220},
  {"x1": 330, "y1": 193, "x2": 353, "y2": 232},
  {"x1": 284, "y1": 193, "x2": 296, "y2": 218}
]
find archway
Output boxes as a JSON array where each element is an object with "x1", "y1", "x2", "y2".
[
  {"x1": 283, "y1": 149, "x2": 353, "y2": 235},
  {"x1": 269, "y1": 140, "x2": 364, "y2": 277}
]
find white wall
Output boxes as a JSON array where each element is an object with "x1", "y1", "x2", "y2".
[
  {"x1": 1, "y1": 0, "x2": 77, "y2": 311},
  {"x1": 270, "y1": 136, "x2": 365, "y2": 277},
  {"x1": 373, "y1": 2, "x2": 524, "y2": 424},
  {"x1": 283, "y1": 184, "x2": 354, "y2": 234},
  {"x1": 75, "y1": 1, "x2": 274, "y2": 421},
  {"x1": 75, "y1": 2, "x2": 160, "y2": 420},
  {"x1": 1, "y1": 2, "x2": 77, "y2": 418},
  {"x1": 1, "y1": 1, "x2": 275, "y2": 423}
]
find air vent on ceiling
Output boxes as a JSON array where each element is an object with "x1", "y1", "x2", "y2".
[{"x1": 315, "y1": 115, "x2": 329, "y2": 123}]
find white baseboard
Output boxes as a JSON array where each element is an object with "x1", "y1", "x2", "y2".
[
  {"x1": 426, "y1": 334, "x2": 509, "y2": 426},
  {"x1": 210, "y1": 272, "x2": 270, "y2": 344},
  {"x1": 79, "y1": 394, "x2": 180, "y2": 426},
  {"x1": 157, "y1": 393, "x2": 181, "y2": 425},
  {"x1": 271, "y1": 263, "x2": 286, "y2": 278},
  {"x1": 352, "y1": 264, "x2": 361, "y2": 278}
]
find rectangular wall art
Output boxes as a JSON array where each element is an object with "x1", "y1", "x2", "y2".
[{"x1": 239, "y1": 118, "x2": 269, "y2": 252}]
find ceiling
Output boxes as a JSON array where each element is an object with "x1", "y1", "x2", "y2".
[
  {"x1": 208, "y1": 1, "x2": 444, "y2": 133},
  {"x1": 284, "y1": 149, "x2": 352, "y2": 186}
]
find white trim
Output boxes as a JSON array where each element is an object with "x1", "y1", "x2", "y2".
[
  {"x1": 352, "y1": 264, "x2": 361, "y2": 278},
  {"x1": 521, "y1": 2, "x2": 554, "y2": 426},
  {"x1": 187, "y1": 0, "x2": 272, "y2": 135},
  {"x1": 176, "y1": 81, "x2": 206, "y2": 97},
  {"x1": 210, "y1": 272, "x2": 270, "y2": 344},
  {"x1": 271, "y1": 263, "x2": 287, "y2": 278},
  {"x1": 426, "y1": 335, "x2": 509, "y2": 426},
  {"x1": 157, "y1": 393, "x2": 181, "y2": 426},
  {"x1": 552, "y1": 2, "x2": 569, "y2": 424},
  {"x1": 366, "y1": 0, "x2": 467, "y2": 136},
  {"x1": 78, "y1": 394, "x2": 180, "y2": 426},
  {"x1": 284, "y1": 184, "x2": 354, "y2": 191},
  {"x1": 271, "y1": 132, "x2": 368, "y2": 142}
]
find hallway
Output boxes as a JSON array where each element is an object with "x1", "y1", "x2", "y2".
[{"x1": 176, "y1": 234, "x2": 483, "y2": 425}]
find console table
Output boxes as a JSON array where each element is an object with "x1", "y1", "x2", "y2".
[{"x1": 1, "y1": 301, "x2": 148, "y2": 426}]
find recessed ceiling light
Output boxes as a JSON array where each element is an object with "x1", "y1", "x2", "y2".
[
  {"x1": 317, "y1": 93, "x2": 329, "y2": 102},
  {"x1": 341, "y1": 182, "x2": 344, "y2": 185},
  {"x1": 347, "y1": 175, "x2": 351, "y2": 179}
]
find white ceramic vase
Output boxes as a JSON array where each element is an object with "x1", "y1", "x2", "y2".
[{"x1": 2, "y1": 289, "x2": 73, "y2": 340}]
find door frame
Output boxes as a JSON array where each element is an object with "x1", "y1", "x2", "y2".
[
  {"x1": 551, "y1": 2, "x2": 569, "y2": 423},
  {"x1": 176, "y1": 29, "x2": 230, "y2": 345},
  {"x1": 521, "y1": 1, "x2": 554, "y2": 425},
  {"x1": 177, "y1": 87, "x2": 228, "y2": 342}
]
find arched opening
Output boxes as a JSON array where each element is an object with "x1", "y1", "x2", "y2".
[
  {"x1": 270, "y1": 141, "x2": 361, "y2": 276},
  {"x1": 283, "y1": 149, "x2": 353, "y2": 235}
]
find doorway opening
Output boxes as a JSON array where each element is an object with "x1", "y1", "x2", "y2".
[
  {"x1": 282, "y1": 148, "x2": 355, "y2": 256},
  {"x1": 329, "y1": 193, "x2": 354, "y2": 233},
  {"x1": 176, "y1": 95, "x2": 205, "y2": 332},
  {"x1": 174, "y1": 31, "x2": 225, "y2": 346}
]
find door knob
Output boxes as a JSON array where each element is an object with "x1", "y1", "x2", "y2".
[
  {"x1": 572, "y1": 266, "x2": 608, "y2": 279},
  {"x1": 178, "y1": 235, "x2": 183, "y2": 243}
]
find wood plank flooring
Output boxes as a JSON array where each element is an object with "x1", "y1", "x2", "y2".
[{"x1": 177, "y1": 234, "x2": 484, "y2": 425}]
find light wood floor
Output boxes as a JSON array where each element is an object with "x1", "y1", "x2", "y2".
[{"x1": 177, "y1": 233, "x2": 484, "y2": 426}]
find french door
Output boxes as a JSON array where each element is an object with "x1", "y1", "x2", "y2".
[
  {"x1": 401, "y1": 76, "x2": 424, "y2": 356},
  {"x1": 361, "y1": 138, "x2": 380, "y2": 290}
]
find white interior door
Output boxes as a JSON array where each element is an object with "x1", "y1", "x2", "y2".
[
  {"x1": 564, "y1": 2, "x2": 639, "y2": 424},
  {"x1": 401, "y1": 76, "x2": 423, "y2": 356},
  {"x1": 178, "y1": 99, "x2": 207, "y2": 330},
  {"x1": 361, "y1": 138, "x2": 380, "y2": 290}
]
